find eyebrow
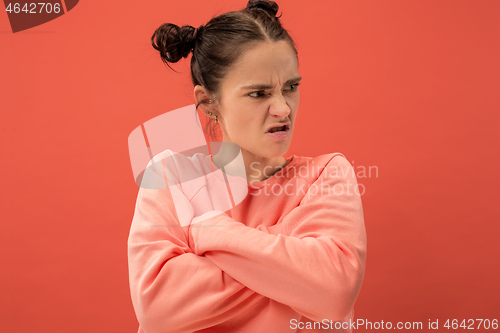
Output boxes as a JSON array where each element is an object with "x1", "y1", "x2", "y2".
[{"x1": 239, "y1": 76, "x2": 302, "y2": 90}]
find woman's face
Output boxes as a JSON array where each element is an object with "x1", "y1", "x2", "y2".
[{"x1": 215, "y1": 40, "x2": 301, "y2": 162}]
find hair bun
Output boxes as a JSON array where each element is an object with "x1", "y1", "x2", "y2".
[
  {"x1": 246, "y1": 0, "x2": 280, "y2": 19},
  {"x1": 151, "y1": 23, "x2": 196, "y2": 64}
]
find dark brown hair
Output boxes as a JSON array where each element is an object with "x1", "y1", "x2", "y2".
[{"x1": 151, "y1": 0, "x2": 298, "y2": 139}]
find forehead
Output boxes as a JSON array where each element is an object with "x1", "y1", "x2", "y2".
[{"x1": 223, "y1": 40, "x2": 299, "y2": 88}]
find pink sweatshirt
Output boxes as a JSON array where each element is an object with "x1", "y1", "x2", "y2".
[{"x1": 128, "y1": 149, "x2": 367, "y2": 333}]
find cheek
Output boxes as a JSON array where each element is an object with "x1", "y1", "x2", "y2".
[
  {"x1": 223, "y1": 112, "x2": 252, "y2": 136},
  {"x1": 236, "y1": 116, "x2": 257, "y2": 134},
  {"x1": 228, "y1": 107, "x2": 256, "y2": 126},
  {"x1": 228, "y1": 116, "x2": 262, "y2": 142},
  {"x1": 288, "y1": 96, "x2": 300, "y2": 114}
]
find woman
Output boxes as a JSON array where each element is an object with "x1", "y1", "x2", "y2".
[{"x1": 128, "y1": 1, "x2": 367, "y2": 332}]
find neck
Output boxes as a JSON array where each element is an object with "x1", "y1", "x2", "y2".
[{"x1": 211, "y1": 143, "x2": 289, "y2": 183}]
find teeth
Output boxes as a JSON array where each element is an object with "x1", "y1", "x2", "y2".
[{"x1": 269, "y1": 126, "x2": 286, "y2": 133}]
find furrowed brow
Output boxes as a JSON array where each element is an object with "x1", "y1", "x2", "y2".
[{"x1": 240, "y1": 76, "x2": 302, "y2": 90}]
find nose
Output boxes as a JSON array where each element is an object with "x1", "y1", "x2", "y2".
[{"x1": 269, "y1": 94, "x2": 291, "y2": 119}]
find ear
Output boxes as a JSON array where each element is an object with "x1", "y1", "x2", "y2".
[{"x1": 194, "y1": 85, "x2": 218, "y2": 114}]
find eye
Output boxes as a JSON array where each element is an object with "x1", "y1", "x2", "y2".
[
  {"x1": 248, "y1": 91, "x2": 267, "y2": 98},
  {"x1": 284, "y1": 82, "x2": 300, "y2": 92}
]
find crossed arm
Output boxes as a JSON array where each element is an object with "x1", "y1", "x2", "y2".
[{"x1": 128, "y1": 154, "x2": 366, "y2": 333}]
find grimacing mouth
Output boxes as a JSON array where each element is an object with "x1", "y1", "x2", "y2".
[{"x1": 267, "y1": 124, "x2": 290, "y2": 133}]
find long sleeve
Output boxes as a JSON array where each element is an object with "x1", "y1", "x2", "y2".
[
  {"x1": 127, "y1": 158, "x2": 265, "y2": 333},
  {"x1": 189, "y1": 155, "x2": 367, "y2": 323}
]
